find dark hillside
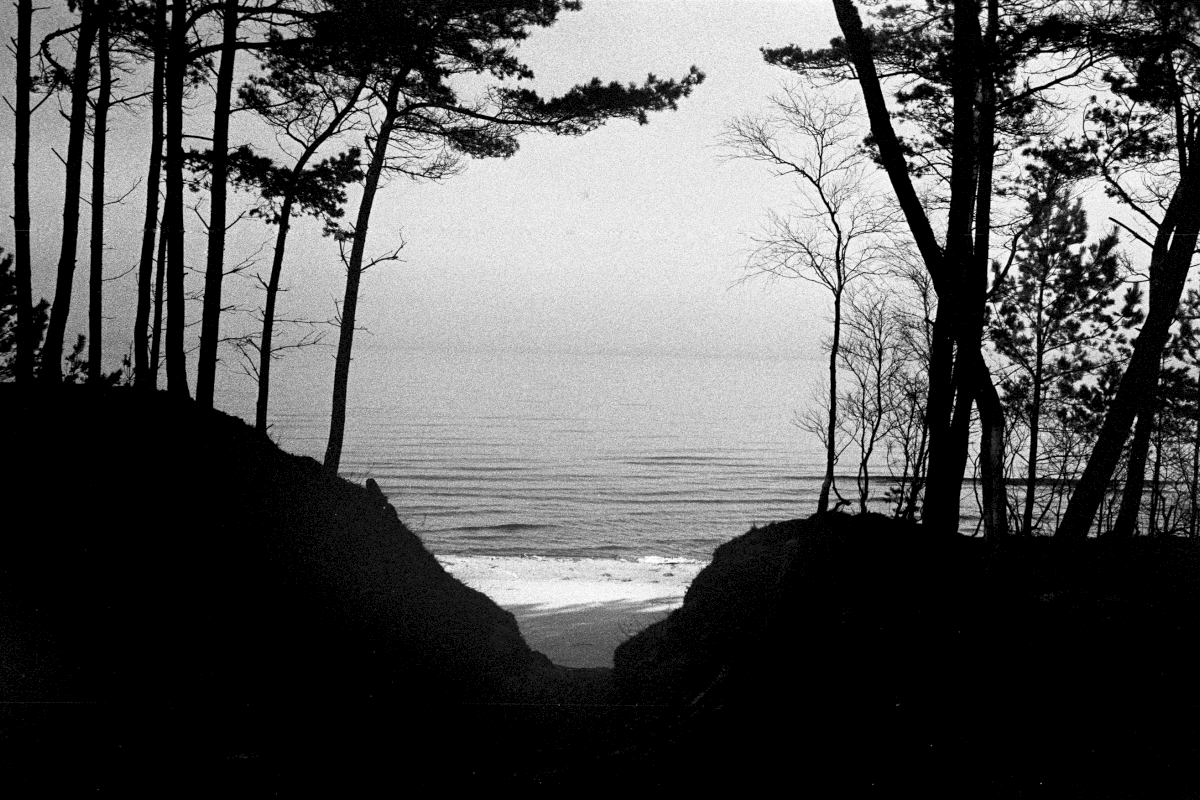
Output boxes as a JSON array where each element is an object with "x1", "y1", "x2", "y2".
[
  {"x1": 612, "y1": 514, "x2": 1200, "y2": 793},
  {"x1": 0, "y1": 385, "x2": 604, "y2": 786},
  {"x1": 4, "y1": 386, "x2": 1198, "y2": 792}
]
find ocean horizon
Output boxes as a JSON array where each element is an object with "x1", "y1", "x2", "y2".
[{"x1": 220, "y1": 347, "x2": 973, "y2": 559}]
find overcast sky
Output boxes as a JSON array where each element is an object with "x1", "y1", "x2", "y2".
[{"x1": 4, "y1": 1, "x2": 857, "y2": 392}]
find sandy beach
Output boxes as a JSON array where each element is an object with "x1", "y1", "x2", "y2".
[{"x1": 437, "y1": 556, "x2": 707, "y2": 668}]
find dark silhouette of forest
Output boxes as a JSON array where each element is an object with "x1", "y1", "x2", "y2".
[
  {"x1": 3, "y1": 385, "x2": 1196, "y2": 792},
  {"x1": 4, "y1": 0, "x2": 702, "y2": 469},
  {"x1": 4, "y1": 0, "x2": 1199, "y2": 535},
  {"x1": 4, "y1": 0, "x2": 1200, "y2": 791}
]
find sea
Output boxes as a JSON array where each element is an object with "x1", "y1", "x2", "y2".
[{"x1": 220, "y1": 348, "x2": 958, "y2": 561}]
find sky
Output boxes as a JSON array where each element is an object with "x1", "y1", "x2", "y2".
[{"x1": 1, "y1": 1, "x2": 855, "y2": 388}]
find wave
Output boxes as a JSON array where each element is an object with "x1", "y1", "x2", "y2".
[
  {"x1": 437, "y1": 522, "x2": 560, "y2": 534},
  {"x1": 636, "y1": 555, "x2": 707, "y2": 565}
]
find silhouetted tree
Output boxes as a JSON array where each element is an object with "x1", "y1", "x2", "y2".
[
  {"x1": 87, "y1": 0, "x2": 114, "y2": 385},
  {"x1": 987, "y1": 171, "x2": 1127, "y2": 535},
  {"x1": 9, "y1": 0, "x2": 39, "y2": 383},
  {"x1": 233, "y1": 34, "x2": 368, "y2": 433},
  {"x1": 768, "y1": 0, "x2": 1100, "y2": 537},
  {"x1": 160, "y1": 0, "x2": 306, "y2": 398},
  {"x1": 1154, "y1": 293, "x2": 1200, "y2": 535},
  {"x1": 149, "y1": 204, "x2": 167, "y2": 383},
  {"x1": 314, "y1": 0, "x2": 704, "y2": 474},
  {"x1": 721, "y1": 87, "x2": 902, "y2": 513},
  {"x1": 0, "y1": 248, "x2": 50, "y2": 380},
  {"x1": 883, "y1": 263, "x2": 936, "y2": 521},
  {"x1": 38, "y1": 0, "x2": 97, "y2": 383},
  {"x1": 162, "y1": 0, "x2": 187, "y2": 394},
  {"x1": 1056, "y1": 0, "x2": 1200, "y2": 538},
  {"x1": 133, "y1": 0, "x2": 166, "y2": 389},
  {"x1": 62, "y1": 333, "x2": 129, "y2": 384},
  {"x1": 839, "y1": 287, "x2": 907, "y2": 513}
]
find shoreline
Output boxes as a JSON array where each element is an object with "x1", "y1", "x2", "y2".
[{"x1": 436, "y1": 555, "x2": 707, "y2": 668}]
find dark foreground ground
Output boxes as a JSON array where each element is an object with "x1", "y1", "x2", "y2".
[{"x1": 2, "y1": 386, "x2": 1197, "y2": 794}]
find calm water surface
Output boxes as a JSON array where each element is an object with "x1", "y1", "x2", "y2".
[{"x1": 222, "y1": 348, "x2": 923, "y2": 559}]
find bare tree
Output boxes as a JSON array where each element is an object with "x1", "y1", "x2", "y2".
[
  {"x1": 882, "y1": 263, "x2": 936, "y2": 520},
  {"x1": 838, "y1": 287, "x2": 907, "y2": 513},
  {"x1": 721, "y1": 86, "x2": 904, "y2": 513}
]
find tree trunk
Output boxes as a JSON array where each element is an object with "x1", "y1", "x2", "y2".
[
  {"x1": 1056, "y1": 162, "x2": 1200, "y2": 538},
  {"x1": 164, "y1": 0, "x2": 189, "y2": 396},
  {"x1": 1149, "y1": 416, "x2": 1164, "y2": 534},
  {"x1": 325, "y1": 80, "x2": 402, "y2": 474},
  {"x1": 975, "y1": 353, "x2": 1008, "y2": 539},
  {"x1": 831, "y1": 0, "x2": 1005, "y2": 535},
  {"x1": 150, "y1": 205, "x2": 167, "y2": 384},
  {"x1": 922, "y1": 313, "x2": 956, "y2": 527},
  {"x1": 945, "y1": 365, "x2": 974, "y2": 527},
  {"x1": 903, "y1": 408, "x2": 929, "y2": 520},
  {"x1": 88, "y1": 2, "x2": 112, "y2": 385},
  {"x1": 135, "y1": 0, "x2": 167, "y2": 389},
  {"x1": 818, "y1": 289, "x2": 842, "y2": 512},
  {"x1": 858, "y1": 334, "x2": 887, "y2": 515},
  {"x1": 1113, "y1": 406, "x2": 1157, "y2": 537},
  {"x1": 1023, "y1": 284, "x2": 1047, "y2": 537},
  {"x1": 1023, "y1": 359, "x2": 1043, "y2": 537},
  {"x1": 255, "y1": 78, "x2": 366, "y2": 434},
  {"x1": 39, "y1": 0, "x2": 97, "y2": 382},
  {"x1": 13, "y1": 0, "x2": 34, "y2": 383},
  {"x1": 830, "y1": 0, "x2": 967, "y2": 531},
  {"x1": 196, "y1": 0, "x2": 240, "y2": 408},
  {"x1": 256, "y1": 201, "x2": 294, "y2": 432},
  {"x1": 1191, "y1": 413, "x2": 1199, "y2": 538},
  {"x1": 933, "y1": 0, "x2": 986, "y2": 537},
  {"x1": 974, "y1": 0, "x2": 1006, "y2": 541}
]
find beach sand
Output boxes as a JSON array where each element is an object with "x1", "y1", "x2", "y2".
[{"x1": 437, "y1": 556, "x2": 706, "y2": 668}]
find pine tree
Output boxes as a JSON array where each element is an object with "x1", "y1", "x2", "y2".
[
  {"x1": 987, "y1": 172, "x2": 1127, "y2": 535},
  {"x1": 0, "y1": 248, "x2": 49, "y2": 381}
]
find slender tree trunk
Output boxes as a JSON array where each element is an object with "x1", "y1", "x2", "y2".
[
  {"x1": 858, "y1": 337, "x2": 886, "y2": 515},
  {"x1": 13, "y1": 0, "x2": 34, "y2": 383},
  {"x1": 818, "y1": 288, "x2": 842, "y2": 512},
  {"x1": 88, "y1": 2, "x2": 112, "y2": 385},
  {"x1": 922, "y1": 313, "x2": 956, "y2": 527},
  {"x1": 903, "y1": 407, "x2": 929, "y2": 520},
  {"x1": 135, "y1": 0, "x2": 166, "y2": 388},
  {"x1": 830, "y1": 0, "x2": 963, "y2": 530},
  {"x1": 150, "y1": 205, "x2": 167, "y2": 384},
  {"x1": 945, "y1": 365, "x2": 974, "y2": 526},
  {"x1": 196, "y1": 0, "x2": 240, "y2": 408},
  {"x1": 1023, "y1": 283, "x2": 1046, "y2": 537},
  {"x1": 1191, "y1": 413, "x2": 1199, "y2": 537},
  {"x1": 1113, "y1": 406, "x2": 1157, "y2": 537},
  {"x1": 975, "y1": 353, "x2": 1008, "y2": 539},
  {"x1": 164, "y1": 0, "x2": 189, "y2": 396},
  {"x1": 39, "y1": 0, "x2": 97, "y2": 382},
  {"x1": 1023, "y1": 356, "x2": 1044, "y2": 537},
  {"x1": 927, "y1": 0, "x2": 984, "y2": 536},
  {"x1": 257, "y1": 201, "x2": 294, "y2": 432},
  {"x1": 1057, "y1": 161, "x2": 1200, "y2": 538},
  {"x1": 255, "y1": 77, "x2": 366, "y2": 433},
  {"x1": 325, "y1": 79, "x2": 402, "y2": 474},
  {"x1": 831, "y1": 0, "x2": 1004, "y2": 535},
  {"x1": 1149, "y1": 417, "x2": 1164, "y2": 535},
  {"x1": 973, "y1": 0, "x2": 1006, "y2": 541}
]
